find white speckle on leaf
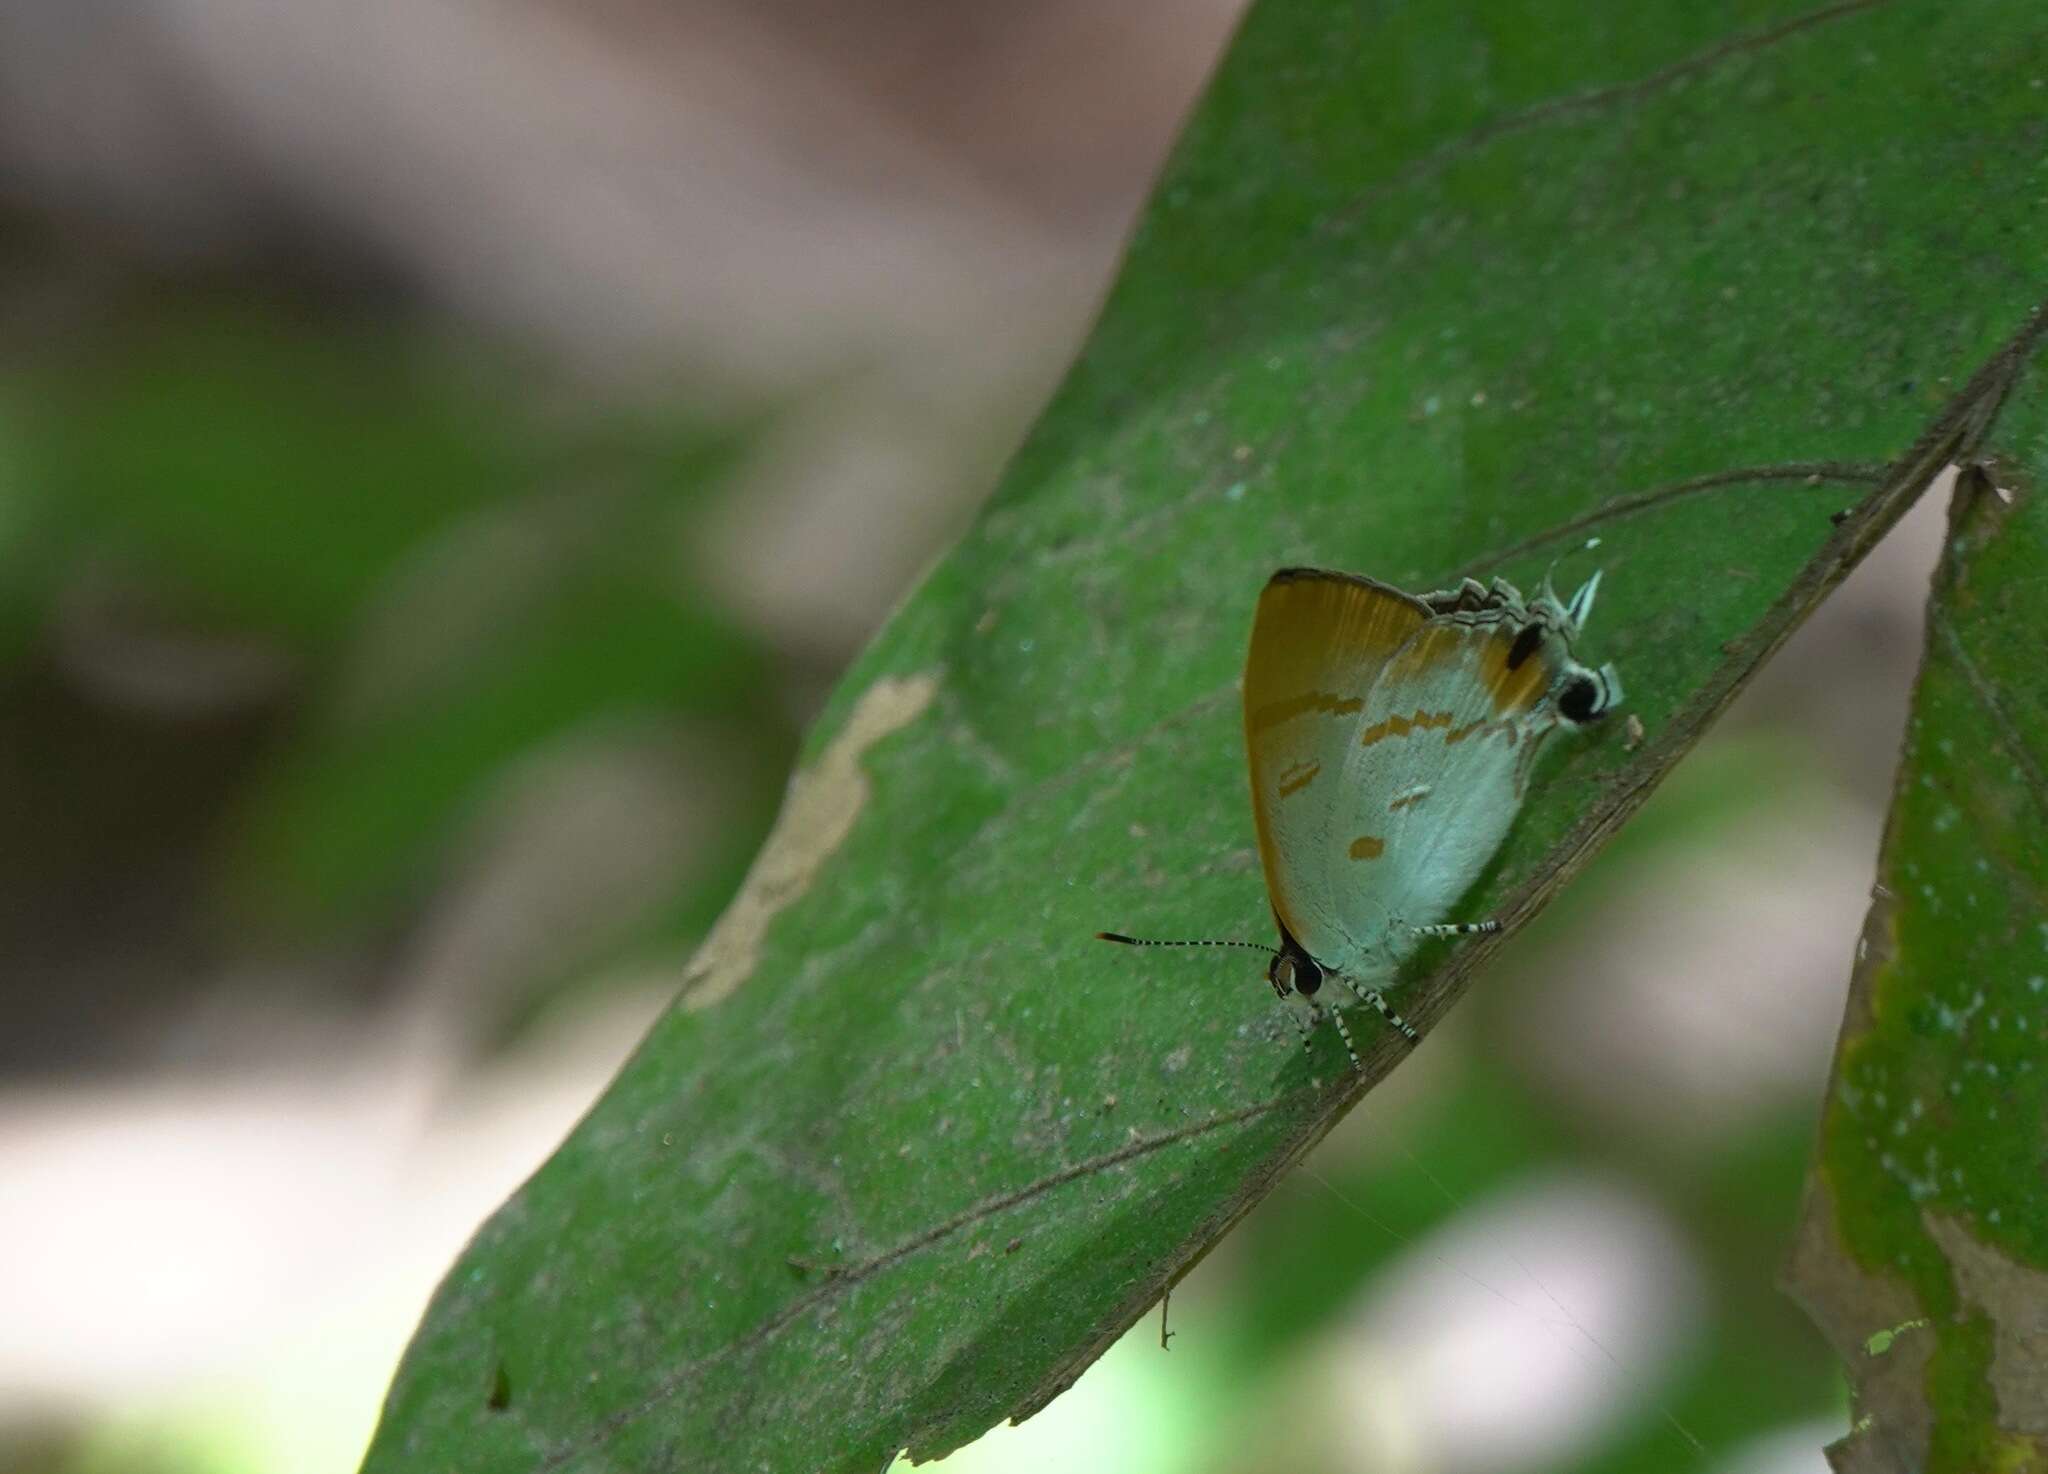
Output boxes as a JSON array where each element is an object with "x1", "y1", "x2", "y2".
[
  {"x1": 678, "y1": 673, "x2": 938, "y2": 1011},
  {"x1": 1162, "y1": 1045, "x2": 1193, "y2": 1075}
]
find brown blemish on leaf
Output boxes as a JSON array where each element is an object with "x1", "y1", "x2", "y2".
[
  {"x1": 1784, "y1": 1173, "x2": 1933, "y2": 1474},
  {"x1": 1923, "y1": 1213, "x2": 2048, "y2": 1436},
  {"x1": 1782, "y1": 819, "x2": 1935, "y2": 1474},
  {"x1": 679, "y1": 674, "x2": 937, "y2": 1011},
  {"x1": 1347, "y1": 835, "x2": 1385, "y2": 860}
]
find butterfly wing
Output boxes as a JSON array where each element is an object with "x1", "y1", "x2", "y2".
[
  {"x1": 1321, "y1": 609, "x2": 1580, "y2": 972},
  {"x1": 1243, "y1": 569, "x2": 1431, "y2": 963}
]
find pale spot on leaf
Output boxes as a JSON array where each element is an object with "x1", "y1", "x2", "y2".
[{"x1": 680, "y1": 673, "x2": 938, "y2": 1010}]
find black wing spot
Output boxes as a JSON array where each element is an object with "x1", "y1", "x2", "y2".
[{"x1": 1505, "y1": 622, "x2": 1546, "y2": 671}]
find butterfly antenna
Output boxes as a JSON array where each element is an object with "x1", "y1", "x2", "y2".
[{"x1": 1096, "y1": 932, "x2": 1278, "y2": 957}]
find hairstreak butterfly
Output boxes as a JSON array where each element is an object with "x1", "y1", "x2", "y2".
[{"x1": 1101, "y1": 567, "x2": 1621, "y2": 1067}]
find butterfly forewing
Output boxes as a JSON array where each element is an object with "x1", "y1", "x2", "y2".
[{"x1": 1242, "y1": 570, "x2": 1430, "y2": 962}]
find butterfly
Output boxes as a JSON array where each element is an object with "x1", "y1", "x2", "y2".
[{"x1": 1100, "y1": 567, "x2": 1621, "y2": 1067}]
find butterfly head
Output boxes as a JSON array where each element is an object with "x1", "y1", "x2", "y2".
[{"x1": 1265, "y1": 924, "x2": 1324, "y2": 999}]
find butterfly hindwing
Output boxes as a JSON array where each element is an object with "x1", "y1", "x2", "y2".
[{"x1": 1321, "y1": 611, "x2": 1578, "y2": 972}]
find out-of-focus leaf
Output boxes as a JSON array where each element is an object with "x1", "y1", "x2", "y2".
[
  {"x1": 1787, "y1": 455, "x2": 2048, "y2": 1472},
  {"x1": 8, "y1": 296, "x2": 777, "y2": 931},
  {"x1": 18, "y1": 303, "x2": 521, "y2": 641},
  {"x1": 363, "y1": 2, "x2": 2048, "y2": 1470},
  {"x1": 225, "y1": 505, "x2": 768, "y2": 927}
]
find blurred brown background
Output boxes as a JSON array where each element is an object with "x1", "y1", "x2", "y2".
[{"x1": 0, "y1": 4, "x2": 1933, "y2": 1470}]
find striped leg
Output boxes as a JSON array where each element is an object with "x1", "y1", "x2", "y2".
[
  {"x1": 1314, "y1": 1001, "x2": 1363, "y2": 1070},
  {"x1": 1407, "y1": 920, "x2": 1500, "y2": 940},
  {"x1": 1285, "y1": 1004, "x2": 1316, "y2": 1055},
  {"x1": 1336, "y1": 974, "x2": 1421, "y2": 1044}
]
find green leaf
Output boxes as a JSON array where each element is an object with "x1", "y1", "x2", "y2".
[
  {"x1": 363, "y1": 2, "x2": 2048, "y2": 1469},
  {"x1": 1787, "y1": 453, "x2": 2048, "y2": 1472}
]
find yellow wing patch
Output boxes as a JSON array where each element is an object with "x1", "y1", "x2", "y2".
[
  {"x1": 1379, "y1": 617, "x2": 1559, "y2": 719},
  {"x1": 1277, "y1": 760, "x2": 1322, "y2": 797},
  {"x1": 1244, "y1": 571, "x2": 1429, "y2": 735},
  {"x1": 1250, "y1": 690, "x2": 1363, "y2": 735},
  {"x1": 1358, "y1": 708, "x2": 1455, "y2": 747}
]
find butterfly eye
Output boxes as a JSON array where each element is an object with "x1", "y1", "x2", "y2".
[{"x1": 1557, "y1": 672, "x2": 1607, "y2": 724}]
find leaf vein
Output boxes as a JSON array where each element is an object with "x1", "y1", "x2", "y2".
[
  {"x1": 1932, "y1": 609, "x2": 2048, "y2": 822},
  {"x1": 537, "y1": 1096, "x2": 1286, "y2": 1469}
]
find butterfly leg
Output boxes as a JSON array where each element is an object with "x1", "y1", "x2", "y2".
[
  {"x1": 1405, "y1": 920, "x2": 1501, "y2": 940},
  {"x1": 1283, "y1": 1001, "x2": 1317, "y2": 1055},
  {"x1": 1314, "y1": 1000, "x2": 1364, "y2": 1071},
  {"x1": 1335, "y1": 974, "x2": 1421, "y2": 1044}
]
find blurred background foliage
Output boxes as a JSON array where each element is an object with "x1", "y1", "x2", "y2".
[
  {"x1": 0, "y1": 2, "x2": 1952, "y2": 1472},
  {"x1": 1, "y1": 276, "x2": 789, "y2": 1066}
]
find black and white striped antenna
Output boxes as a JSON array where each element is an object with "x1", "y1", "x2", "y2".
[{"x1": 1095, "y1": 931, "x2": 1278, "y2": 957}]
